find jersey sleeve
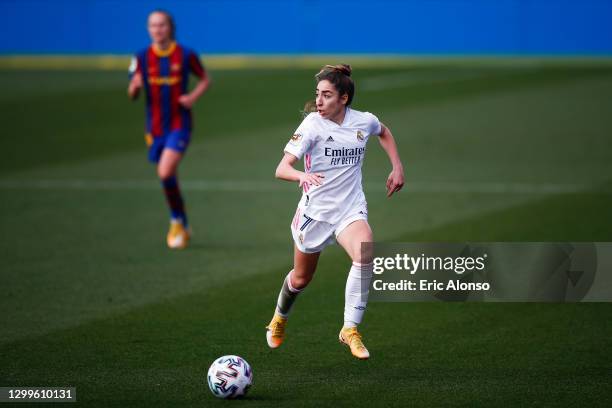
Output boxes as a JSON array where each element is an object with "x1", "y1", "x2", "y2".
[
  {"x1": 367, "y1": 112, "x2": 382, "y2": 136},
  {"x1": 284, "y1": 114, "x2": 315, "y2": 159},
  {"x1": 188, "y1": 49, "x2": 206, "y2": 78}
]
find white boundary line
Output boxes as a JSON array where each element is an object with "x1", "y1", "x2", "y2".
[
  {"x1": 0, "y1": 179, "x2": 608, "y2": 194},
  {"x1": 1, "y1": 55, "x2": 612, "y2": 71}
]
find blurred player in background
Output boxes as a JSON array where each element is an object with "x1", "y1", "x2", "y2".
[
  {"x1": 266, "y1": 64, "x2": 404, "y2": 359},
  {"x1": 128, "y1": 10, "x2": 210, "y2": 249}
]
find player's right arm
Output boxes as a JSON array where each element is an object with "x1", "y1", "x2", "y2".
[
  {"x1": 275, "y1": 153, "x2": 324, "y2": 187},
  {"x1": 277, "y1": 115, "x2": 324, "y2": 187}
]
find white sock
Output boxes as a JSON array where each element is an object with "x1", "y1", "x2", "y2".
[{"x1": 343, "y1": 262, "x2": 373, "y2": 328}]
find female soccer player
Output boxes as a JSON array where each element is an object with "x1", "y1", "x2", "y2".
[
  {"x1": 127, "y1": 10, "x2": 210, "y2": 249},
  {"x1": 266, "y1": 64, "x2": 404, "y2": 359}
]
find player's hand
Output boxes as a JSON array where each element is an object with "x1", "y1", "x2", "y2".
[
  {"x1": 386, "y1": 167, "x2": 404, "y2": 197},
  {"x1": 299, "y1": 172, "x2": 324, "y2": 188},
  {"x1": 178, "y1": 94, "x2": 196, "y2": 109}
]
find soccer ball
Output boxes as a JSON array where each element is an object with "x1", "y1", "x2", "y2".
[{"x1": 207, "y1": 355, "x2": 253, "y2": 399}]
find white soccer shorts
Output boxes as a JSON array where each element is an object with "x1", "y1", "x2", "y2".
[{"x1": 290, "y1": 204, "x2": 368, "y2": 254}]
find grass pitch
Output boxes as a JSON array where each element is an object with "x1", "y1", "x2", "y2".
[{"x1": 1, "y1": 60, "x2": 612, "y2": 406}]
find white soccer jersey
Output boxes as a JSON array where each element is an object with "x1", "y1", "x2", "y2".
[{"x1": 284, "y1": 107, "x2": 382, "y2": 225}]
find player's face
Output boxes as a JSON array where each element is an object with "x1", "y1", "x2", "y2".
[
  {"x1": 148, "y1": 12, "x2": 172, "y2": 44},
  {"x1": 315, "y1": 80, "x2": 348, "y2": 120}
]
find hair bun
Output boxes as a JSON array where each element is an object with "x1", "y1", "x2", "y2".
[
  {"x1": 322, "y1": 64, "x2": 352, "y2": 77},
  {"x1": 335, "y1": 64, "x2": 351, "y2": 76},
  {"x1": 335, "y1": 64, "x2": 352, "y2": 77}
]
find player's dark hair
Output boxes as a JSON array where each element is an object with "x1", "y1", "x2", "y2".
[
  {"x1": 149, "y1": 9, "x2": 176, "y2": 40},
  {"x1": 302, "y1": 64, "x2": 354, "y2": 117}
]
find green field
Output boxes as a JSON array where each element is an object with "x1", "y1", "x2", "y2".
[{"x1": 1, "y1": 60, "x2": 612, "y2": 406}]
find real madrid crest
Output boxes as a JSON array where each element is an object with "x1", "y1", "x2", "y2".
[
  {"x1": 298, "y1": 233, "x2": 304, "y2": 244},
  {"x1": 356, "y1": 130, "x2": 364, "y2": 141}
]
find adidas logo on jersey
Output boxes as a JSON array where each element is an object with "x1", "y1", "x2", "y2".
[{"x1": 326, "y1": 136, "x2": 334, "y2": 143}]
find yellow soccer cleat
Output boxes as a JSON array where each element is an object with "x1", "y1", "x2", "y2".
[
  {"x1": 339, "y1": 326, "x2": 370, "y2": 360},
  {"x1": 266, "y1": 313, "x2": 288, "y2": 349},
  {"x1": 166, "y1": 219, "x2": 190, "y2": 249}
]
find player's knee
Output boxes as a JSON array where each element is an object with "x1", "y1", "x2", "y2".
[
  {"x1": 351, "y1": 235, "x2": 374, "y2": 264},
  {"x1": 157, "y1": 166, "x2": 174, "y2": 181},
  {"x1": 290, "y1": 273, "x2": 313, "y2": 290}
]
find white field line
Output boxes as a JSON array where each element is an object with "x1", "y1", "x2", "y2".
[
  {"x1": 0, "y1": 179, "x2": 608, "y2": 194},
  {"x1": 2, "y1": 55, "x2": 612, "y2": 71}
]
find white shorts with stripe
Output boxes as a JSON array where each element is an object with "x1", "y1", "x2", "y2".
[{"x1": 290, "y1": 201, "x2": 368, "y2": 254}]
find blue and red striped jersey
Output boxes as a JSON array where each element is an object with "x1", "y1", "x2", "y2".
[{"x1": 132, "y1": 42, "x2": 205, "y2": 137}]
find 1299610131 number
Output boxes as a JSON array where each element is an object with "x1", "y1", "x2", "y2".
[{"x1": 0, "y1": 387, "x2": 76, "y2": 402}]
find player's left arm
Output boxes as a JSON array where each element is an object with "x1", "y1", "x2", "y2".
[
  {"x1": 378, "y1": 123, "x2": 405, "y2": 197},
  {"x1": 178, "y1": 51, "x2": 211, "y2": 109}
]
